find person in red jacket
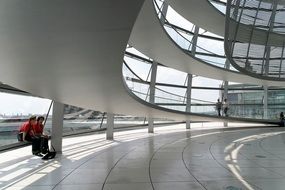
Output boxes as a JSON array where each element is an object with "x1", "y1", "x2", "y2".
[
  {"x1": 34, "y1": 116, "x2": 49, "y2": 155},
  {"x1": 19, "y1": 116, "x2": 37, "y2": 142},
  {"x1": 34, "y1": 116, "x2": 45, "y2": 136}
]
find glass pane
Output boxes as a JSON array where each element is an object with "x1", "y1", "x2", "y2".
[{"x1": 156, "y1": 66, "x2": 187, "y2": 85}]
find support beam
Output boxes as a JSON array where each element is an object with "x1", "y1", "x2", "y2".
[
  {"x1": 148, "y1": 61, "x2": 158, "y2": 133},
  {"x1": 149, "y1": 62, "x2": 158, "y2": 104},
  {"x1": 263, "y1": 85, "x2": 268, "y2": 119},
  {"x1": 185, "y1": 26, "x2": 199, "y2": 129},
  {"x1": 186, "y1": 120, "x2": 191, "y2": 130},
  {"x1": 224, "y1": 60, "x2": 230, "y2": 127},
  {"x1": 190, "y1": 26, "x2": 199, "y2": 54},
  {"x1": 51, "y1": 101, "x2": 64, "y2": 153},
  {"x1": 106, "y1": 113, "x2": 114, "y2": 140},
  {"x1": 148, "y1": 117, "x2": 154, "y2": 133},
  {"x1": 186, "y1": 74, "x2": 192, "y2": 129}
]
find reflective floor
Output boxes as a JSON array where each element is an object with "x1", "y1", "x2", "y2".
[{"x1": 0, "y1": 123, "x2": 285, "y2": 190}]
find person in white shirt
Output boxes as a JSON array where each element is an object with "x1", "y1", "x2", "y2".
[{"x1": 223, "y1": 98, "x2": 229, "y2": 117}]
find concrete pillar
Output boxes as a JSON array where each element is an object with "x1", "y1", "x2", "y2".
[
  {"x1": 106, "y1": 113, "x2": 114, "y2": 140},
  {"x1": 185, "y1": 26, "x2": 199, "y2": 129},
  {"x1": 186, "y1": 74, "x2": 192, "y2": 129},
  {"x1": 149, "y1": 62, "x2": 158, "y2": 104},
  {"x1": 186, "y1": 120, "x2": 191, "y2": 130},
  {"x1": 148, "y1": 62, "x2": 158, "y2": 133},
  {"x1": 224, "y1": 60, "x2": 230, "y2": 127},
  {"x1": 263, "y1": 85, "x2": 268, "y2": 119},
  {"x1": 51, "y1": 101, "x2": 64, "y2": 153},
  {"x1": 148, "y1": 117, "x2": 154, "y2": 133}
]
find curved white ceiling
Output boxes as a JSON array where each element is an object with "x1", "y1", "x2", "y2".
[
  {"x1": 0, "y1": 0, "x2": 148, "y2": 115},
  {"x1": 0, "y1": 0, "x2": 280, "y2": 123},
  {"x1": 0, "y1": 0, "x2": 235, "y2": 122}
]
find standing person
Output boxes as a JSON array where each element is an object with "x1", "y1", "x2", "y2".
[
  {"x1": 223, "y1": 98, "x2": 229, "y2": 117},
  {"x1": 19, "y1": 115, "x2": 37, "y2": 142},
  {"x1": 216, "y1": 99, "x2": 222, "y2": 116}
]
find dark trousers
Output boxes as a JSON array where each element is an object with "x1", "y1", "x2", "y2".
[
  {"x1": 224, "y1": 108, "x2": 228, "y2": 116},
  {"x1": 32, "y1": 136, "x2": 49, "y2": 154},
  {"x1": 32, "y1": 137, "x2": 41, "y2": 154},
  {"x1": 217, "y1": 108, "x2": 221, "y2": 116}
]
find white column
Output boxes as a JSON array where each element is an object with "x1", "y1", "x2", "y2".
[
  {"x1": 263, "y1": 85, "x2": 268, "y2": 119},
  {"x1": 106, "y1": 113, "x2": 114, "y2": 140},
  {"x1": 186, "y1": 74, "x2": 192, "y2": 129},
  {"x1": 185, "y1": 26, "x2": 199, "y2": 129},
  {"x1": 148, "y1": 117, "x2": 154, "y2": 133},
  {"x1": 148, "y1": 62, "x2": 158, "y2": 133},
  {"x1": 51, "y1": 101, "x2": 64, "y2": 153},
  {"x1": 223, "y1": 81, "x2": 229, "y2": 127},
  {"x1": 224, "y1": 60, "x2": 230, "y2": 127}
]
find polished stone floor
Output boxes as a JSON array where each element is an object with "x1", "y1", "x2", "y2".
[{"x1": 0, "y1": 123, "x2": 285, "y2": 190}]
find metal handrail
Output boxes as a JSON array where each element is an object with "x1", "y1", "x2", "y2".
[{"x1": 153, "y1": 0, "x2": 227, "y2": 68}]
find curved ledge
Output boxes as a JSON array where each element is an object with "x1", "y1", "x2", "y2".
[{"x1": 123, "y1": 74, "x2": 279, "y2": 124}]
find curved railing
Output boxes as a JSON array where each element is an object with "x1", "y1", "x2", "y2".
[
  {"x1": 209, "y1": 0, "x2": 285, "y2": 34},
  {"x1": 160, "y1": 0, "x2": 285, "y2": 80},
  {"x1": 153, "y1": 0, "x2": 234, "y2": 70},
  {"x1": 225, "y1": 0, "x2": 285, "y2": 80},
  {"x1": 228, "y1": 0, "x2": 285, "y2": 34},
  {"x1": 123, "y1": 51, "x2": 284, "y2": 120}
]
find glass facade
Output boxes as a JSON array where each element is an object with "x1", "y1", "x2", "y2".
[{"x1": 226, "y1": 85, "x2": 285, "y2": 119}]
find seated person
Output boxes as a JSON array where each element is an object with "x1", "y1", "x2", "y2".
[
  {"x1": 34, "y1": 116, "x2": 49, "y2": 155},
  {"x1": 34, "y1": 116, "x2": 45, "y2": 136},
  {"x1": 19, "y1": 115, "x2": 37, "y2": 142}
]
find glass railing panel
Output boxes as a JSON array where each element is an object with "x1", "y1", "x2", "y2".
[
  {"x1": 155, "y1": 87, "x2": 186, "y2": 105},
  {"x1": 126, "y1": 47, "x2": 151, "y2": 60},
  {"x1": 156, "y1": 85, "x2": 186, "y2": 97},
  {"x1": 98, "y1": 115, "x2": 147, "y2": 129},
  {"x1": 164, "y1": 26, "x2": 192, "y2": 51},
  {"x1": 156, "y1": 65, "x2": 188, "y2": 85},
  {"x1": 192, "y1": 76, "x2": 223, "y2": 88},
  {"x1": 192, "y1": 89, "x2": 219, "y2": 104},
  {"x1": 123, "y1": 47, "x2": 285, "y2": 121},
  {"x1": 197, "y1": 36, "x2": 225, "y2": 56},
  {"x1": 165, "y1": 25, "x2": 227, "y2": 68},
  {"x1": 191, "y1": 105, "x2": 216, "y2": 114},
  {"x1": 153, "y1": 0, "x2": 235, "y2": 70},
  {"x1": 165, "y1": 6, "x2": 195, "y2": 32},
  {"x1": 124, "y1": 57, "x2": 152, "y2": 81}
]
